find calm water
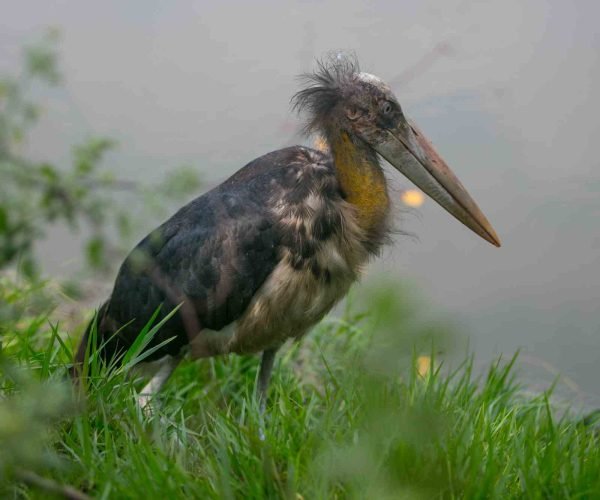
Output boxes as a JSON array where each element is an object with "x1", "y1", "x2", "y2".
[{"x1": 2, "y1": 1, "x2": 599, "y2": 407}]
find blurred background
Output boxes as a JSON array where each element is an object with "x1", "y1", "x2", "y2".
[{"x1": 1, "y1": 0, "x2": 598, "y2": 406}]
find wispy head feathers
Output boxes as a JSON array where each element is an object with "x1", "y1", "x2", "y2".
[{"x1": 292, "y1": 52, "x2": 360, "y2": 135}]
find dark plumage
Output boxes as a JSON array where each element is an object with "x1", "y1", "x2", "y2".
[{"x1": 83, "y1": 146, "x2": 365, "y2": 363}]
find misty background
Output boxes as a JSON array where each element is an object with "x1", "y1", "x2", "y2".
[{"x1": 1, "y1": 1, "x2": 598, "y2": 404}]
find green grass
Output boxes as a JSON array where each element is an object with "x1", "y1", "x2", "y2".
[{"x1": 1, "y1": 282, "x2": 599, "y2": 499}]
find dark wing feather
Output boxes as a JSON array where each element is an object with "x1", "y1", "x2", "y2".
[{"x1": 94, "y1": 147, "x2": 321, "y2": 362}]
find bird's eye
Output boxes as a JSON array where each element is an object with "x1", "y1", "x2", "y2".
[
  {"x1": 382, "y1": 102, "x2": 393, "y2": 115},
  {"x1": 346, "y1": 107, "x2": 362, "y2": 121}
]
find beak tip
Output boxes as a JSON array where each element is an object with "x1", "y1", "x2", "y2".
[{"x1": 485, "y1": 229, "x2": 502, "y2": 248}]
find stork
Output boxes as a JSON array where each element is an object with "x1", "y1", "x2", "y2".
[{"x1": 72, "y1": 55, "x2": 500, "y2": 414}]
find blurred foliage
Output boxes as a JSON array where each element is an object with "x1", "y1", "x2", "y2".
[
  {"x1": 0, "y1": 274, "x2": 77, "y2": 497},
  {"x1": 0, "y1": 30, "x2": 201, "y2": 279},
  {"x1": 0, "y1": 360, "x2": 72, "y2": 486},
  {"x1": 0, "y1": 275, "x2": 53, "y2": 334}
]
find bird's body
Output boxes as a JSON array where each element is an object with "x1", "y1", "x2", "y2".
[
  {"x1": 93, "y1": 144, "x2": 388, "y2": 363},
  {"x1": 74, "y1": 55, "x2": 500, "y2": 412}
]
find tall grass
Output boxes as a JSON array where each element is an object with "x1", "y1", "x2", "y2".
[{"x1": 1, "y1": 282, "x2": 599, "y2": 498}]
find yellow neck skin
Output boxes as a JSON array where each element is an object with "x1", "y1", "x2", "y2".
[{"x1": 329, "y1": 132, "x2": 390, "y2": 232}]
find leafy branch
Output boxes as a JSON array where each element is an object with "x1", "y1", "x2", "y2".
[{"x1": 0, "y1": 30, "x2": 201, "y2": 278}]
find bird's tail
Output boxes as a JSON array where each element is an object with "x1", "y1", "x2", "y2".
[{"x1": 70, "y1": 301, "x2": 109, "y2": 382}]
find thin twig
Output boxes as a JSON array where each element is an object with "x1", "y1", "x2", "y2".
[{"x1": 16, "y1": 469, "x2": 91, "y2": 500}]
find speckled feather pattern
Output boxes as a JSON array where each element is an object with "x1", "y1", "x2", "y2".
[{"x1": 90, "y1": 146, "x2": 391, "y2": 363}]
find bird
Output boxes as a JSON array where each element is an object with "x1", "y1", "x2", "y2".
[{"x1": 72, "y1": 54, "x2": 500, "y2": 414}]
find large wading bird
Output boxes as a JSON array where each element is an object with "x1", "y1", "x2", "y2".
[{"x1": 73, "y1": 55, "x2": 500, "y2": 412}]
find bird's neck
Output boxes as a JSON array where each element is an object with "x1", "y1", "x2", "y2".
[{"x1": 328, "y1": 131, "x2": 390, "y2": 233}]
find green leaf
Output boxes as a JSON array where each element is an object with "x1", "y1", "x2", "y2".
[{"x1": 85, "y1": 236, "x2": 106, "y2": 269}]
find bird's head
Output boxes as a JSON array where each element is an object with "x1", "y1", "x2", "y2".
[{"x1": 293, "y1": 53, "x2": 500, "y2": 247}]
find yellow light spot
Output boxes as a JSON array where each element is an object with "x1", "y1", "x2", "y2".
[
  {"x1": 313, "y1": 135, "x2": 329, "y2": 152},
  {"x1": 401, "y1": 189, "x2": 425, "y2": 208},
  {"x1": 417, "y1": 355, "x2": 431, "y2": 377}
]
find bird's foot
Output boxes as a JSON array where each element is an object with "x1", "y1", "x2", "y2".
[{"x1": 137, "y1": 393, "x2": 155, "y2": 419}]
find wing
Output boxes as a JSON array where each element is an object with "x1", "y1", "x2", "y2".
[
  {"x1": 96, "y1": 146, "x2": 332, "y2": 362},
  {"x1": 99, "y1": 176, "x2": 282, "y2": 362}
]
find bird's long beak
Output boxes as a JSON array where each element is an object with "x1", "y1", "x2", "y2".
[{"x1": 373, "y1": 118, "x2": 501, "y2": 247}]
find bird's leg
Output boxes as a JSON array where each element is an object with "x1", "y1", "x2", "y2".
[
  {"x1": 257, "y1": 348, "x2": 277, "y2": 413},
  {"x1": 136, "y1": 355, "x2": 181, "y2": 417},
  {"x1": 256, "y1": 348, "x2": 277, "y2": 439}
]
